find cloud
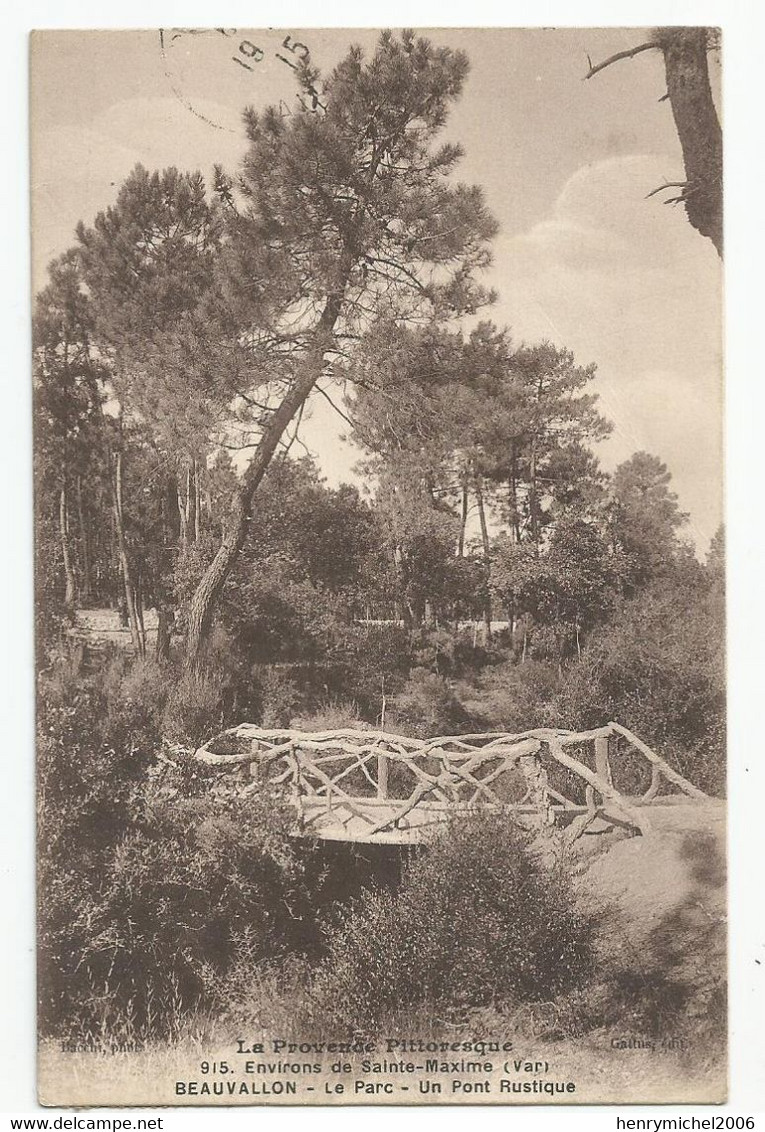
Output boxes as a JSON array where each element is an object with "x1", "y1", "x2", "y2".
[
  {"x1": 488, "y1": 154, "x2": 724, "y2": 551},
  {"x1": 31, "y1": 130, "x2": 724, "y2": 552}
]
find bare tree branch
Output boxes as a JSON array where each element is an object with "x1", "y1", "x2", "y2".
[
  {"x1": 645, "y1": 181, "x2": 687, "y2": 199},
  {"x1": 314, "y1": 383, "x2": 355, "y2": 428},
  {"x1": 278, "y1": 400, "x2": 307, "y2": 460},
  {"x1": 584, "y1": 41, "x2": 657, "y2": 80}
]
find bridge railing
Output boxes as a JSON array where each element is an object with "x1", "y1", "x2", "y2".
[{"x1": 188, "y1": 721, "x2": 708, "y2": 843}]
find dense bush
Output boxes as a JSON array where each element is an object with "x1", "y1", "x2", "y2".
[
  {"x1": 37, "y1": 662, "x2": 312, "y2": 1041},
  {"x1": 161, "y1": 667, "x2": 228, "y2": 745},
  {"x1": 292, "y1": 696, "x2": 368, "y2": 732},
  {"x1": 386, "y1": 668, "x2": 471, "y2": 737},
  {"x1": 311, "y1": 813, "x2": 594, "y2": 1029},
  {"x1": 549, "y1": 579, "x2": 725, "y2": 795},
  {"x1": 252, "y1": 666, "x2": 303, "y2": 727},
  {"x1": 456, "y1": 659, "x2": 560, "y2": 733},
  {"x1": 328, "y1": 623, "x2": 412, "y2": 721},
  {"x1": 451, "y1": 567, "x2": 725, "y2": 795}
]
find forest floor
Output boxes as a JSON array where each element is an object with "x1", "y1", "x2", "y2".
[{"x1": 38, "y1": 800, "x2": 726, "y2": 1107}]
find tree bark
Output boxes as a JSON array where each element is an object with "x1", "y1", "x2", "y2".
[
  {"x1": 474, "y1": 472, "x2": 493, "y2": 643},
  {"x1": 529, "y1": 374, "x2": 545, "y2": 552},
  {"x1": 508, "y1": 441, "x2": 521, "y2": 543},
  {"x1": 661, "y1": 28, "x2": 722, "y2": 256},
  {"x1": 529, "y1": 434, "x2": 540, "y2": 550},
  {"x1": 193, "y1": 459, "x2": 202, "y2": 542},
  {"x1": 391, "y1": 541, "x2": 406, "y2": 625},
  {"x1": 75, "y1": 475, "x2": 92, "y2": 605},
  {"x1": 586, "y1": 29, "x2": 722, "y2": 256},
  {"x1": 177, "y1": 469, "x2": 189, "y2": 549},
  {"x1": 135, "y1": 568, "x2": 146, "y2": 639},
  {"x1": 156, "y1": 607, "x2": 171, "y2": 662},
  {"x1": 457, "y1": 469, "x2": 469, "y2": 557},
  {"x1": 59, "y1": 482, "x2": 77, "y2": 614},
  {"x1": 386, "y1": 482, "x2": 408, "y2": 626},
  {"x1": 111, "y1": 450, "x2": 145, "y2": 658}
]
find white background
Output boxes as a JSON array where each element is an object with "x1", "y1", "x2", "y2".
[{"x1": 2, "y1": 0, "x2": 763, "y2": 1125}]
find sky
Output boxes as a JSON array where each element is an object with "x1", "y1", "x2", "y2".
[{"x1": 30, "y1": 27, "x2": 723, "y2": 551}]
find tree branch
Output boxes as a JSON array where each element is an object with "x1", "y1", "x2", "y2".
[
  {"x1": 367, "y1": 255, "x2": 428, "y2": 292},
  {"x1": 584, "y1": 41, "x2": 657, "y2": 80},
  {"x1": 314, "y1": 383, "x2": 355, "y2": 428},
  {"x1": 278, "y1": 400, "x2": 307, "y2": 460},
  {"x1": 235, "y1": 390, "x2": 273, "y2": 412},
  {"x1": 645, "y1": 181, "x2": 687, "y2": 199}
]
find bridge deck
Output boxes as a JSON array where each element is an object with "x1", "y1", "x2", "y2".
[{"x1": 294, "y1": 797, "x2": 570, "y2": 844}]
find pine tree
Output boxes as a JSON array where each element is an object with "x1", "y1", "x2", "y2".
[
  {"x1": 608, "y1": 451, "x2": 690, "y2": 591},
  {"x1": 180, "y1": 30, "x2": 498, "y2": 663}
]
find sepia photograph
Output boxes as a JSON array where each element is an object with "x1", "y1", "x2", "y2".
[{"x1": 30, "y1": 24, "x2": 726, "y2": 1107}]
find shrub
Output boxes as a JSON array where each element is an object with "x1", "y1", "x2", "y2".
[
  {"x1": 161, "y1": 667, "x2": 226, "y2": 745},
  {"x1": 386, "y1": 668, "x2": 471, "y2": 738},
  {"x1": 550, "y1": 581, "x2": 725, "y2": 795},
  {"x1": 102, "y1": 654, "x2": 171, "y2": 741},
  {"x1": 292, "y1": 695, "x2": 367, "y2": 732},
  {"x1": 40, "y1": 779, "x2": 308, "y2": 1040},
  {"x1": 312, "y1": 813, "x2": 594, "y2": 1029},
  {"x1": 255, "y1": 666, "x2": 303, "y2": 727},
  {"x1": 330, "y1": 623, "x2": 412, "y2": 721},
  {"x1": 456, "y1": 659, "x2": 560, "y2": 733},
  {"x1": 37, "y1": 664, "x2": 312, "y2": 1041}
]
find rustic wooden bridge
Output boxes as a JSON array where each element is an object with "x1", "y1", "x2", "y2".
[{"x1": 190, "y1": 720, "x2": 708, "y2": 845}]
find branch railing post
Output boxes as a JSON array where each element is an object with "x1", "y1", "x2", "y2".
[
  {"x1": 594, "y1": 734, "x2": 613, "y2": 788},
  {"x1": 249, "y1": 739, "x2": 260, "y2": 784},
  {"x1": 377, "y1": 749, "x2": 389, "y2": 799}
]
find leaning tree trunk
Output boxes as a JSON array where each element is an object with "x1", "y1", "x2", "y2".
[
  {"x1": 183, "y1": 269, "x2": 351, "y2": 668},
  {"x1": 184, "y1": 367, "x2": 321, "y2": 664}
]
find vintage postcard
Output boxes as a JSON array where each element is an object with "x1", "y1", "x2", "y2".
[{"x1": 32, "y1": 27, "x2": 725, "y2": 1106}]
